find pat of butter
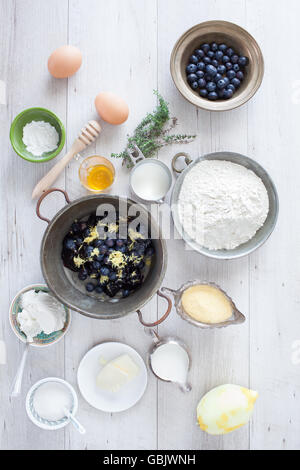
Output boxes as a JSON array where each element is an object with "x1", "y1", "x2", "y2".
[{"x1": 96, "y1": 354, "x2": 139, "y2": 393}]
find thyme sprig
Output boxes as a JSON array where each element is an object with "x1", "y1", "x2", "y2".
[{"x1": 111, "y1": 91, "x2": 196, "y2": 168}]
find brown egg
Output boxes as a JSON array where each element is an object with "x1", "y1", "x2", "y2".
[
  {"x1": 48, "y1": 45, "x2": 82, "y2": 78},
  {"x1": 95, "y1": 92, "x2": 129, "y2": 125}
]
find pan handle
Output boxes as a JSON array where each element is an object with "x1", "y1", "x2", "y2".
[
  {"x1": 136, "y1": 290, "x2": 172, "y2": 327},
  {"x1": 36, "y1": 188, "x2": 71, "y2": 224}
]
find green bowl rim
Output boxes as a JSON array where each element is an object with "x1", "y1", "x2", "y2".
[{"x1": 10, "y1": 107, "x2": 66, "y2": 163}]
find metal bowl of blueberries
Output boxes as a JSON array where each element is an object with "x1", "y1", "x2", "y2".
[
  {"x1": 170, "y1": 20, "x2": 264, "y2": 111},
  {"x1": 36, "y1": 189, "x2": 170, "y2": 324}
]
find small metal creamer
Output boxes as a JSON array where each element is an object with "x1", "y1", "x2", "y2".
[
  {"x1": 146, "y1": 329, "x2": 192, "y2": 393},
  {"x1": 128, "y1": 144, "x2": 172, "y2": 204}
]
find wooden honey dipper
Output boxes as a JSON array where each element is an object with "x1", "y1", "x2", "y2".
[{"x1": 32, "y1": 120, "x2": 102, "y2": 199}]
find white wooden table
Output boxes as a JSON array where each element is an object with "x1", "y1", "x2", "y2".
[{"x1": 1, "y1": 0, "x2": 300, "y2": 451}]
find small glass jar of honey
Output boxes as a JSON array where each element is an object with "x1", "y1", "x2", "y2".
[{"x1": 79, "y1": 155, "x2": 115, "y2": 192}]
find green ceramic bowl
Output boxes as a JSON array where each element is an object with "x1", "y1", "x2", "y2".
[{"x1": 10, "y1": 107, "x2": 65, "y2": 163}]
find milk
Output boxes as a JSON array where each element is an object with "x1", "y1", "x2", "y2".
[
  {"x1": 131, "y1": 161, "x2": 171, "y2": 201},
  {"x1": 150, "y1": 342, "x2": 189, "y2": 384}
]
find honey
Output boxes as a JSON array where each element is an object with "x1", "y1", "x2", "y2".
[
  {"x1": 87, "y1": 164, "x2": 114, "y2": 191},
  {"x1": 79, "y1": 155, "x2": 115, "y2": 192}
]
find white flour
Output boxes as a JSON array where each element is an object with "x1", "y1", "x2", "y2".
[
  {"x1": 178, "y1": 160, "x2": 269, "y2": 250},
  {"x1": 22, "y1": 120, "x2": 59, "y2": 157}
]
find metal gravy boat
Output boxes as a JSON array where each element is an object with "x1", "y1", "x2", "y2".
[{"x1": 161, "y1": 280, "x2": 245, "y2": 329}]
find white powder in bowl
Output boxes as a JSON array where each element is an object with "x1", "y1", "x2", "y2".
[
  {"x1": 178, "y1": 160, "x2": 269, "y2": 250},
  {"x1": 22, "y1": 120, "x2": 59, "y2": 157}
]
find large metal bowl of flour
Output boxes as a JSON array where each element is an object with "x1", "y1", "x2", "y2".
[{"x1": 171, "y1": 151, "x2": 279, "y2": 260}]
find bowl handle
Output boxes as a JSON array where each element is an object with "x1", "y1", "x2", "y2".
[
  {"x1": 171, "y1": 152, "x2": 193, "y2": 174},
  {"x1": 136, "y1": 290, "x2": 172, "y2": 327},
  {"x1": 36, "y1": 188, "x2": 71, "y2": 224}
]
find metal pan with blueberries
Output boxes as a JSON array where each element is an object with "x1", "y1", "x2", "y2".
[{"x1": 170, "y1": 20, "x2": 264, "y2": 112}]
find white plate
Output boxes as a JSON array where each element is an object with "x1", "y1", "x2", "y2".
[{"x1": 77, "y1": 342, "x2": 148, "y2": 413}]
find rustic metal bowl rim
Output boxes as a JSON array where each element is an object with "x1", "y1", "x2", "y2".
[
  {"x1": 171, "y1": 152, "x2": 279, "y2": 260},
  {"x1": 170, "y1": 20, "x2": 264, "y2": 111}
]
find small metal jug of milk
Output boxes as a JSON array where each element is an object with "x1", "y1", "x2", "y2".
[
  {"x1": 146, "y1": 329, "x2": 192, "y2": 392},
  {"x1": 128, "y1": 145, "x2": 172, "y2": 204}
]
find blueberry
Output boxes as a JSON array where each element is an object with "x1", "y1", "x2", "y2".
[
  {"x1": 75, "y1": 236, "x2": 83, "y2": 247},
  {"x1": 206, "y1": 81, "x2": 216, "y2": 92},
  {"x1": 198, "y1": 78, "x2": 206, "y2": 88},
  {"x1": 83, "y1": 228, "x2": 90, "y2": 238},
  {"x1": 223, "y1": 77, "x2": 230, "y2": 86},
  {"x1": 109, "y1": 271, "x2": 117, "y2": 281},
  {"x1": 196, "y1": 70, "x2": 205, "y2": 79},
  {"x1": 100, "y1": 266, "x2": 110, "y2": 276},
  {"x1": 231, "y1": 78, "x2": 241, "y2": 88},
  {"x1": 79, "y1": 222, "x2": 87, "y2": 232},
  {"x1": 223, "y1": 88, "x2": 234, "y2": 99},
  {"x1": 208, "y1": 91, "x2": 218, "y2": 101},
  {"x1": 211, "y1": 59, "x2": 219, "y2": 68},
  {"x1": 238, "y1": 56, "x2": 249, "y2": 67},
  {"x1": 227, "y1": 70, "x2": 236, "y2": 80},
  {"x1": 84, "y1": 245, "x2": 94, "y2": 257},
  {"x1": 85, "y1": 282, "x2": 95, "y2": 292},
  {"x1": 186, "y1": 64, "x2": 197, "y2": 74},
  {"x1": 203, "y1": 56, "x2": 211, "y2": 65},
  {"x1": 201, "y1": 43, "x2": 210, "y2": 53},
  {"x1": 195, "y1": 48, "x2": 205, "y2": 59},
  {"x1": 99, "y1": 245, "x2": 108, "y2": 255},
  {"x1": 105, "y1": 238, "x2": 114, "y2": 248},
  {"x1": 206, "y1": 64, "x2": 217, "y2": 77},
  {"x1": 236, "y1": 71, "x2": 244, "y2": 81},
  {"x1": 217, "y1": 88, "x2": 225, "y2": 99},
  {"x1": 191, "y1": 81, "x2": 198, "y2": 90},
  {"x1": 64, "y1": 238, "x2": 76, "y2": 251},
  {"x1": 199, "y1": 88, "x2": 208, "y2": 98},
  {"x1": 231, "y1": 54, "x2": 239, "y2": 64},
  {"x1": 227, "y1": 84, "x2": 236, "y2": 92},
  {"x1": 189, "y1": 54, "x2": 198, "y2": 64},
  {"x1": 233, "y1": 64, "x2": 240, "y2": 72},
  {"x1": 226, "y1": 47, "x2": 234, "y2": 57},
  {"x1": 78, "y1": 270, "x2": 88, "y2": 281},
  {"x1": 146, "y1": 246, "x2": 154, "y2": 257},
  {"x1": 222, "y1": 55, "x2": 230, "y2": 64},
  {"x1": 215, "y1": 50, "x2": 223, "y2": 62},
  {"x1": 219, "y1": 44, "x2": 227, "y2": 52},
  {"x1": 122, "y1": 289, "x2": 130, "y2": 298},
  {"x1": 116, "y1": 239, "x2": 124, "y2": 248},
  {"x1": 214, "y1": 73, "x2": 222, "y2": 82},
  {"x1": 187, "y1": 73, "x2": 198, "y2": 84},
  {"x1": 93, "y1": 239, "x2": 104, "y2": 248},
  {"x1": 92, "y1": 260, "x2": 101, "y2": 270},
  {"x1": 137, "y1": 260, "x2": 145, "y2": 270},
  {"x1": 211, "y1": 42, "x2": 218, "y2": 52},
  {"x1": 119, "y1": 246, "x2": 127, "y2": 254},
  {"x1": 207, "y1": 50, "x2": 215, "y2": 59},
  {"x1": 217, "y1": 79, "x2": 227, "y2": 89},
  {"x1": 95, "y1": 285, "x2": 103, "y2": 294},
  {"x1": 197, "y1": 62, "x2": 206, "y2": 71},
  {"x1": 225, "y1": 62, "x2": 233, "y2": 70},
  {"x1": 96, "y1": 254, "x2": 104, "y2": 262},
  {"x1": 71, "y1": 222, "x2": 80, "y2": 233},
  {"x1": 217, "y1": 64, "x2": 226, "y2": 75}
]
